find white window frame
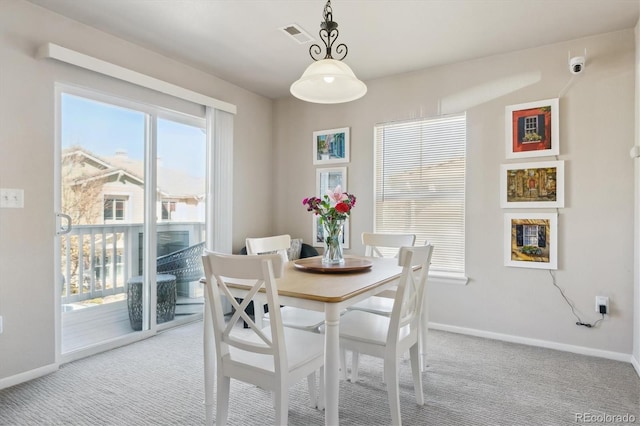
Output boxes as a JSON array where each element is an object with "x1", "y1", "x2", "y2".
[
  {"x1": 160, "y1": 200, "x2": 177, "y2": 221},
  {"x1": 104, "y1": 196, "x2": 127, "y2": 222},
  {"x1": 374, "y1": 113, "x2": 468, "y2": 285}
]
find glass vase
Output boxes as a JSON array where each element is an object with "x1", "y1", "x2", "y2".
[{"x1": 322, "y1": 219, "x2": 344, "y2": 265}]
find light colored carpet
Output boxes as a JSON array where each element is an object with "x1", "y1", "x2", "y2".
[{"x1": 1, "y1": 320, "x2": 638, "y2": 426}]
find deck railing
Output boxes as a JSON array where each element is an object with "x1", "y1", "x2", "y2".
[{"x1": 60, "y1": 222, "x2": 204, "y2": 304}]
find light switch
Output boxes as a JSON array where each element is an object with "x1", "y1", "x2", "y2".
[{"x1": 0, "y1": 188, "x2": 24, "y2": 208}]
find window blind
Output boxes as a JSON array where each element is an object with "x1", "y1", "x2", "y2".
[{"x1": 374, "y1": 113, "x2": 466, "y2": 274}]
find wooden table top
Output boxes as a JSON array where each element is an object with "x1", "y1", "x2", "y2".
[
  {"x1": 216, "y1": 256, "x2": 402, "y2": 303},
  {"x1": 279, "y1": 256, "x2": 402, "y2": 303}
]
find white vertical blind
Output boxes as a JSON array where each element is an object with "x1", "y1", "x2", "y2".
[{"x1": 374, "y1": 113, "x2": 466, "y2": 273}]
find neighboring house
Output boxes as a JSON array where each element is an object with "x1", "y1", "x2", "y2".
[{"x1": 62, "y1": 146, "x2": 205, "y2": 225}]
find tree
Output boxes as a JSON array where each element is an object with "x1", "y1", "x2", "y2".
[{"x1": 60, "y1": 148, "x2": 105, "y2": 295}]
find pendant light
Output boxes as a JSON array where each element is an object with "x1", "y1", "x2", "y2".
[{"x1": 290, "y1": 0, "x2": 367, "y2": 104}]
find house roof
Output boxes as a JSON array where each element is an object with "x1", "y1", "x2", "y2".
[{"x1": 63, "y1": 147, "x2": 205, "y2": 198}]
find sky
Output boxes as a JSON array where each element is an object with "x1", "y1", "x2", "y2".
[{"x1": 61, "y1": 94, "x2": 206, "y2": 178}]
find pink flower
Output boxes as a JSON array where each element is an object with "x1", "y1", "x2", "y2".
[{"x1": 326, "y1": 185, "x2": 347, "y2": 204}]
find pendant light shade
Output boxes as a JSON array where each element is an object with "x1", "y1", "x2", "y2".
[
  {"x1": 290, "y1": 0, "x2": 367, "y2": 104},
  {"x1": 290, "y1": 59, "x2": 367, "y2": 104}
]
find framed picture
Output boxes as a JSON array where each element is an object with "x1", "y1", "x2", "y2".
[
  {"x1": 505, "y1": 98, "x2": 559, "y2": 159},
  {"x1": 313, "y1": 127, "x2": 350, "y2": 165},
  {"x1": 316, "y1": 167, "x2": 347, "y2": 196},
  {"x1": 312, "y1": 167, "x2": 350, "y2": 248},
  {"x1": 313, "y1": 216, "x2": 350, "y2": 249},
  {"x1": 504, "y1": 213, "x2": 557, "y2": 269},
  {"x1": 500, "y1": 160, "x2": 564, "y2": 208}
]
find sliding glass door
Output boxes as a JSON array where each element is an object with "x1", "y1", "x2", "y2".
[{"x1": 57, "y1": 87, "x2": 206, "y2": 358}]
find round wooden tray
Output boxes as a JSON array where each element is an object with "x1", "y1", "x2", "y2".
[{"x1": 293, "y1": 256, "x2": 373, "y2": 273}]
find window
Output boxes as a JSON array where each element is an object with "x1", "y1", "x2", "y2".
[
  {"x1": 522, "y1": 225, "x2": 539, "y2": 246},
  {"x1": 161, "y1": 200, "x2": 177, "y2": 220},
  {"x1": 374, "y1": 113, "x2": 466, "y2": 275},
  {"x1": 523, "y1": 116, "x2": 539, "y2": 143},
  {"x1": 104, "y1": 197, "x2": 127, "y2": 221},
  {"x1": 517, "y1": 224, "x2": 546, "y2": 248},
  {"x1": 524, "y1": 116, "x2": 537, "y2": 134}
]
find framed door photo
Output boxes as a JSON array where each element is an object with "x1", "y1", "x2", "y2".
[{"x1": 501, "y1": 160, "x2": 564, "y2": 208}]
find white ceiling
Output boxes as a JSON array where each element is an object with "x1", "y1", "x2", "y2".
[{"x1": 27, "y1": 0, "x2": 640, "y2": 99}]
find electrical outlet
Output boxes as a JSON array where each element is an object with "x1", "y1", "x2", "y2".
[{"x1": 595, "y1": 296, "x2": 609, "y2": 314}]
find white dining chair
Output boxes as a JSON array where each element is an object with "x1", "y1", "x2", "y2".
[
  {"x1": 201, "y1": 251, "x2": 325, "y2": 425},
  {"x1": 245, "y1": 234, "x2": 326, "y2": 332},
  {"x1": 338, "y1": 244, "x2": 433, "y2": 426},
  {"x1": 343, "y1": 233, "x2": 418, "y2": 376}
]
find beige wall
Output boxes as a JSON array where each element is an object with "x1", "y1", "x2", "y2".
[
  {"x1": 0, "y1": 0, "x2": 273, "y2": 382},
  {"x1": 1, "y1": 0, "x2": 637, "y2": 386},
  {"x1": 275, "y1": 30, "x2": 636, "y2": 355}
]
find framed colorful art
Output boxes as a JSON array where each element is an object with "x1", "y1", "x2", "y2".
[
  {"x1": 504, "y1": 212, "x2": 557, "y2": 269},
  {"x1": 500, "y1": 160, "x2": 564, "y2": 208},
  {"x1": 505, "y1": 98, "x2": 559, "y2": 159}
]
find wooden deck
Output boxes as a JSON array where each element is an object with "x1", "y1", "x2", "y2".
[{"x1": 62, "y1": 296, "x2": 204, "y2": 353}]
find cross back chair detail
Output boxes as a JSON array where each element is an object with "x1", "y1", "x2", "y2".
[
  {"x1": 362, "y1": 232, "x2": 417, "y2": 258},
  {"x1": 245, "y1": 234, "x2": 325, "y2": 332},
  {"x1": 201, "y1": 251, "x2": 325, "y2": 425},
  {"x1": 349, "y1": 232, "x2": 416, "y2": 312}
]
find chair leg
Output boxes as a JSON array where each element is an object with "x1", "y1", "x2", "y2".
[
  {"x1": 339, "y1": 347, "x2": 347, "y2": 380},
  {"x1": 384, "y1": 357, "x2": 401, "y2": 426},
  {"x1": 351, "y1": 351, "x2": 360, "y2": 383},
  {"x1": 419, "y1": 329, "x2": 428, "y2": 372},
  {"x1": 216, "y1": 375, "x2": 230, "y2": 426},
  {"x1": 318, "y1": 367, "x2": 325, "y2": 411},
  {"x1": 273, "y1": 384, "x2": 289, "y2": 426},
  {"x1": 420, "y1": 303, "x2": 429, "y2": 371},
  {"x1": 410, "y1": 343, "x2": 424, "y2": 405},
  {"x1": 307, "y1": 372, "x2": 318, "y2": 408}
]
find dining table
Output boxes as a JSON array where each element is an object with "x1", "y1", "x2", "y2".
[{"x1": 202, "y1": 255, "x2": 406, "y2": 426}]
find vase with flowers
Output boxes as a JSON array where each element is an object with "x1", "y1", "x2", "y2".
[{"x1": 303, "y1": 185, "x2": 356, "y2": 264}]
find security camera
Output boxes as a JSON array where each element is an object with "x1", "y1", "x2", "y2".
[
  {"x1": 569, "y1": 56, "x2": 585, "y2": 74},
  {"x1": 568, "y1": 49, "x2": 586, "y2": 75}
]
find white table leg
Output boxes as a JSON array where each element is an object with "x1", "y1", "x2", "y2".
[
  {"x1": 324, "y1": 304, "x2": 341, "y2": 426},
  {"x1": 203, "y1": 297, "x2": 215, "y2": 425}
]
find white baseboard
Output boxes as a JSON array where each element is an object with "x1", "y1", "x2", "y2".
[
  {"x1": 0, "y1": 363, "x2": 58, "y2": 391},
  {"x1": 429, "y1": 322, "x2": 632, "y2": 363},
  {"x1": 631, "y1": 354, "x2": 640, "y2": 377}
]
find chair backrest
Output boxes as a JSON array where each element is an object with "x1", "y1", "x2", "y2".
[
  {"x1": 246, "y1": 234, "x2": 291, "y2": 262},
  {"x1": 201, "y1": 251, "x2": 287, "y2": 373},
  {"x1": 362, "y1": 232, "x2": 416, "y2": 257},
  {"x1": 387, "y1": 244, "x2": 433, "y2": 347}
]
